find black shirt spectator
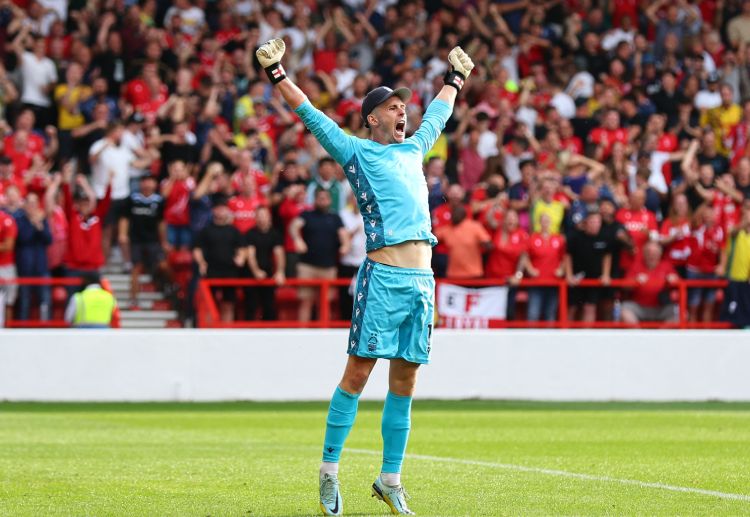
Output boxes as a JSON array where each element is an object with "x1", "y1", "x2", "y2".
[
  {"x1": 298, "y1": 208, "x2": 344, "y2": 268},
  {"x1": 124, "y1": 189, "x2": 164, "y2": 244}
]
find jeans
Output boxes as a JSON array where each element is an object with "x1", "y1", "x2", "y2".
[
  {"x1": 527, "y1": 287, "x2": 559, "y2": 322},
  {"x1": 18, "y1": 280, "x2": 51, "y2": 321}
]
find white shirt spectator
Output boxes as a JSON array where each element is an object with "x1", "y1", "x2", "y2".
[
  {"x1": 121, "y1": 128, "x2": 147, "y2": 180},
  {"x1": 477, "y1": 131, "x2": 499, "y2": 160},
  {"x1": 566, "y1": 71, "x2": 595, "y2": 100},
  {"x1": 164, "y1": 6, "x2": 205, "y2": 36},
  {"x1": 89, "y1": 138, "x2": 134, "y2": 200},
  {"x1": 332, "y1": 66, "x2": 358, "y2": 97},
  {"x1": 550, "y1": 91, "x2": 576, "y2": 119},
  {"x1": 340, "y1": 208, "x2": 366, "y2": 268},
  {"x1": 20, "y1": 51, "x2": 57, "y2": 107},
  {"x1": 694, "y1": 89, "x2": 721, "y2": 110},
  {"x1": 601, "y1": 28, "x2": 634, "y2": 52}
]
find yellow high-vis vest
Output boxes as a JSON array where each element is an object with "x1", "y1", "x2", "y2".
[{"x1": 73, "y1": 287, "x2": 116, "y2": 327}]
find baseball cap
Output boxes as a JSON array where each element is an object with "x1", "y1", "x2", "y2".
[
  {"x1": 129, "y1": 112, "x2": 145, "y2": 124},
  {"x1": 361, "y1": 86, "x2": 411, "y2": 128},
  {"x1": 707, "y1": 71, "x2": 720, "y2": 83}
]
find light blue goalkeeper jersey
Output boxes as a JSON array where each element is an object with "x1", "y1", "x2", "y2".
[{"x1": 294, "y1": 99, "x2": 452, "y2": 252}]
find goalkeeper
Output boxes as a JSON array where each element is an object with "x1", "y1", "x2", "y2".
[{"x1": 257, "y1": 39, "x2": 474, "y2": 516}]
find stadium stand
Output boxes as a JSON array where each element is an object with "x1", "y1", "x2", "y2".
[{"x1": 0, "y1": 0, "x2": 749, "y2": 328}]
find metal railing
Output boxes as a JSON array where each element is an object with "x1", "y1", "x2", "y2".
[{"x1": 195, "y1": 277, "x2": 732, "y2": 330}]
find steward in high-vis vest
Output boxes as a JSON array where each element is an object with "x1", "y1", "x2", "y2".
[{"x1": 64, "y1": 272, "x2": 117, "y2": 328}]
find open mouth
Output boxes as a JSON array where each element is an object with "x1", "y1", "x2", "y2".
[{"x1": 395, "y1": 120, "x2": 406, "y2": 137}]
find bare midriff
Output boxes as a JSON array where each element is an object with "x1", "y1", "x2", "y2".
[{"x1": 367, "y1": 240, "x2": 432, "y2": 269}]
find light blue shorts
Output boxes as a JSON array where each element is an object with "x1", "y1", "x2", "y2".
[{"x1": 347, "y1": 258, "x2": 434, "y2": 364}]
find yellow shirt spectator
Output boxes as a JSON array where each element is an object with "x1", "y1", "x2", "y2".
[
  {"x1": 727, "y1": 229, "x2": 750, "y2": 282},
  {"x1": 700, "y1": 87, "x2": 742, "y2": 156},
  {"x1": 54, "y1": 83, "x2": 92, "y2": 130},
  {"x1": 532, "y1": 199, "x2": 565, "y2": 234}
]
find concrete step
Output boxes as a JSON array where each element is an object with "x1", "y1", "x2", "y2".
[
  {"x1": 112, "y1": 290, "x2": 165, "y2": 301},
  {"x1": 119, "y1": 310, "x2": 178, "y2": 320},
  {"x1": 108, "y1": 281, "x2": 157, "y2": 292},
  {"x1": 105, "y1": 273, "x2": 152, "y2": 283},
  {"x1": 119, "y1": 319, "x2": 173, "y2": 329}
]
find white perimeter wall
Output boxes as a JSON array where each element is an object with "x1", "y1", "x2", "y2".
[{"x1": 0, "y1": 329, "x2": 749, "y2": 401}]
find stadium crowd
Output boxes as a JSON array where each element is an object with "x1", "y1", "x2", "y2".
[{"x1": 1, "y1": 0, "x2": 750, "y2": 327}]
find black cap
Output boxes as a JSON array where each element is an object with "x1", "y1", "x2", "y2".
[
  {"x1": 707, "y1": 71, "x2": 720, "y2": 83},
  {"x1": 129, "y1": 112, "x2": 145, "y2": 124},
  {"x1": 361, "y1": 86, "x2": 411, "y2": 128}
]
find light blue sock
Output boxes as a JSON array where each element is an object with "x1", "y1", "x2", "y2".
[
  {"x1": 322, "y1": 386, "x2": 360, "y2": 463},
  {"x1": 381, "y1": 391, "x2": 412, "y2": 473}
]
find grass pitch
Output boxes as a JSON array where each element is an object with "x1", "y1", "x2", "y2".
[{"x1": 1, "y1": 401, "x2": 750, "y2": 516}]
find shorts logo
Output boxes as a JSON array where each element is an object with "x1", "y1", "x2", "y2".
[{"x1": 367, "y1": 333, "x2": 378, "y2": 352}]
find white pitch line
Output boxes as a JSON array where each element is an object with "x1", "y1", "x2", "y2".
[{"x1": 347, "y1": 448, "x2": 750, "y2": 503}]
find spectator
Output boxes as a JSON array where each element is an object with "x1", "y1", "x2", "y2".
[
  {"x1": 278, "y1": 183, "x2": 310, "y2": 278},
  {"x1": 621, "y1": 241, "x2": 680, "y2": 325},
  {"x1": 721, "y1": 204, "x2": 750, "y2": 328},
  {"x1": 244, "y1": 205, "x2": 285, "y2": 321},
  {"x1": 431, "y1": 183, "x2": 467, "y2": 278},
  {"x1": 64, "y1": 271, "x2": 118, "y2": 328},
  {"x1": 508, "y1": 159, "x2": 535, "y2": 231},
  {"x1": 338, "y1": 194, "x2": 366, "y2": 321},
  {"x1": 565, "y1": 212, "x2": 613, "y2": 323},
  {"x1": 12, "y1": 191, "x2": 51, "y2": 321},
  {"x1": 727, "y1": 0, "x2": 750, "y2": 48},
  {"x1": 531, "y1": 177, "x2": 566, "y2": 235},
  {"x1": 616, "y1": 188, "x2": 658, "y2": 273},
  {"x1": 194, "y1": 199, "x2": 245, "y2": 322},
  {"x1": 306, "y1": 157, "x2": 345, "y2": 214},
  {"x1": 686, "y1": 204, "x2": 726, "y2": 322},
  {"x1": 53, "y1": 62, "x2": 91, "y2": 161},
  {"x1": 434, "y1": 205, "x2": 492, "y2": 279},
  {"x1": 12, "y1": 28, "x2": 57, "y2": 129},
  {"x1": 161, "y1": 160, "x2": 195, "y2": 253},
  {"x1": 229, "y1": 173, "x2": 267, "y2": 234},
  {"x1": 0, "y1": 194, "x2": 18, "y2": 325},
  {"x1": 660, "y1": 193, "x2": 693, "y2": 276},
  {"x1": 89, "y1": 122, "x2": 150, "y2": 264},
  {"x1": 53, "y1": 166, "x2": 111, "y2": 285},
  {"x1": 290, "y1": 189, "x2": 349, "y2": 322},
  {"x1": 526, "y1": 213, "x2": 566, "y2": 322},
  {"x1": 119, "y1": 176, "x2": 170, "y2": 309},
  {"x1": 486, "y1": 209, "x2": 528, "y2": 320}
]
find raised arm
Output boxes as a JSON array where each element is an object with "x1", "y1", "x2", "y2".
[
  {"x1": 256, "y1": 38, "x2": 355, "y2": 165},
  {"x1": 412, "y1": 47, "x2": 475, "y2": 154}
]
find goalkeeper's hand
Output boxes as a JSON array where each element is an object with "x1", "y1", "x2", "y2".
[
  {"x1": 448, "y1": 46, "x2": 475, "y2": 78},
  {"x1": 256, "y1": 39, "x2": 287, "y2": 83},
  {"x1": 256, "y1": 38, "x2": 285, "y2": 67},
  {"x1": 444, "y1": 46, "x2": 474, "y2": 92}
]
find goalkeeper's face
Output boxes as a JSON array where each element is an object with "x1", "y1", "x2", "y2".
[{"x1": 371, "y1": 98, "x2": 407, "y2": 144}]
